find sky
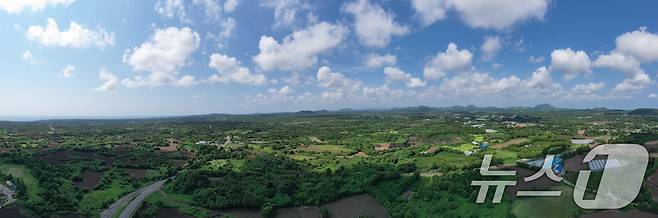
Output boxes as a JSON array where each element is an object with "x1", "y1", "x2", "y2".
[{"x1": 1, "y1": 0, "x2": 658, "y2": 116}]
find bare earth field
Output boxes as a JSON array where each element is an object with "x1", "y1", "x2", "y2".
[{"x1": 75, "y1": 170, "x2": 103, "y2": 190}]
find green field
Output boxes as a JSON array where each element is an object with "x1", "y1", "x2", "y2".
[
  {"x1": 0, "y1": 163, "x2": 40, "y2": 201},
  {"x1": 79, "y1": 181, "x2": 132, "y2": 214},
  {"x1": 142, "y1": 191, "x2": 210, "y2": 217},
  {"x1": 511, "y1": 185, "x2": 581, "y2": 218},
  {"x1": 299, "y1": 144, "x2": 354, "y2": 154}
]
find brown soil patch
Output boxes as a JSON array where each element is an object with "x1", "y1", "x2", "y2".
[
  {"x1": 505, "y1": 167, "x2": 561, "y2": 197},
  {"x1": 423, "y1": 146, "x2": 439, "y2": 154},
  {"x1": 159, "y1": 139, "x2": 178, "y2": 152},
  {"x1": 580, "y1": 209, "x2": 658, "y2": 218},
  {"x1": 350, "y1": 151, "x2": 368, "y2": 157},
  {"x1": 493, "y1": 138, "x2": 529, "y2": 149},
  {"x1": 645, "y1": 141, "x2": 658, "y2": 152},
  {"x1": 124, "y1": 168, "x2": 148, "y2": 180},
  {"x1": 38, "y1": 150, "x2": 115, "y2": 167},
  {"x1": 0, "y1": 147, "x2": 12, "y2": 153},
  {"x1": 374, "y1": 143, "x2": 391, "y2": 151},
  {"x1": 213, "y1": 208, "x2": 261, "y2": 218},
  {"x1": 75, "y1": 170, "x2": 103, "y2": 190},
  {"x1": 564, "y1": 155, "x2": 586, "y2": 172}
]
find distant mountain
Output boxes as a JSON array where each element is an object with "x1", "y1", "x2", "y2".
[
  {"x1": 629, "y1": 108, "x2": 658, "y2": 116},
  {"x1": 533, "y1": 103, "x2": 557, "y2": 110}
]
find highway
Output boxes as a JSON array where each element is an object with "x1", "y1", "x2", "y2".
[{"x1": 100, "y1": 179, "x2": 167, "y2": 218}]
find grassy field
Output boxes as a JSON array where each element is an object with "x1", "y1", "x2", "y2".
[
  {"x1": 0, "y1": 163, "x2": 40, "y2": 201},
  {"x1": 511, "y1": 185, "x2": 581, "y2": 218},
  {"x1": 79, "y1": 181, "x2": 132, "y2": 214},
  {"x1": 486, "y1": 150, "x2": 519, "y2": 165},
  {"x1": 448, "y1": 143, "x2": 477, "y2": 152},
  {"x1": 299, "y1": 144, "x2": 354, "y2": 154},
  {"x1": 144, "y1": 190, "x2": 210, "y2": 217}
]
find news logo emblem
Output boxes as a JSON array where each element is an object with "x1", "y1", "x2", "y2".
[{"x1": 472, "y1": 144, "x2": 649, "y2": 209}]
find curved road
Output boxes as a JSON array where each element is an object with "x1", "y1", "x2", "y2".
[{"x1": 100, "y1": 179, "x2": 167, "y2": 218}]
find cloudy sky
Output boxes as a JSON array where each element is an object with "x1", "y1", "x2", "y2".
[{"x1": 1, "y1": 0, "x2": 658, "y2": 116}]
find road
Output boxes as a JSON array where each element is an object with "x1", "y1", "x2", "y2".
[{"x1": 100, "y1": 179, "x2": 167, "y2": 218}]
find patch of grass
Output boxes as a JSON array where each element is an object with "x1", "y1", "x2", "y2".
[
  {"x1": 144, "y1": 191, "x2": 210, "y2": 218},
  {"x1": 0, "y1": 163, "x2": 40, "y2": 201},
  {"x1": 486, "y1": 150, "x2": 519, "y2": 165},
  {"x1": 299, "y1": 144, "x2": 354, "y2": 154},
  {"x1": 511, "y1": 185, "x2": 581, "y2": 218},
  {"x1": 448, "y1": 143, "x2": 477, "y2": 152},
  {"x1": 79, "y1": 181, "x2": 131, "y2": 214},
  {"x1": 474, "y1": 134, "x2": 485, "y2": 142}
]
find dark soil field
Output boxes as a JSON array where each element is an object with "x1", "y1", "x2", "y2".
[
  {"x1": 215, "y1": 194, "x2": 388, "y2": 218},
  {"x1": 581, "y1": 209, "x2": 658, "y2": 218},
  {"x1": 37, "y1": 150, "x2": 114, "y2": 167},
  {"x1": 505, "y1": 167, "x2": 561, "y2": 197},
  {"x1": 564, "y1": 155, "x2": 586, "y2": 172},
  {"x1": 124, "y1": 168, "x2": 148, "y2": 180},
  {"x1": 0, "y1": 207, "x2": 27, "y2": 218},
  {"x1": 75, "y1": 170, "x2": 103, "y2": 190},
  {"x1": 155, "y1": 207, "x2": 192, "y2": 218}
]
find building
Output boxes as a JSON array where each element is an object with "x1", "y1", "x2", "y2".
[{"x1": 479, "y1": 142, "x2": 489, "y2": 150}]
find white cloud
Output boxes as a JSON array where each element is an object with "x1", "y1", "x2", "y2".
[
  {"x1": 208, "y1": 53, "x2": 267, "y2": 85},
  {"x1": 155, "y1": 0, "x2": 188, "y2": 22},
  {"x1": 550, "y1": 48, "x2": 591, "y2": 80},
  {"x1": 423, "y1": 43, "x2": 473, "y2": 80},
  {"x1": 521, "y1": 66, "x2": 562, "y2": 97},
  {"x1": 364, "y1": 53, "x2": 396, "y2": 68},
  {"x1": 21, "y1": 50, "x2": 43, "y2": 64},
  {"x1": 593, "y1": 52, "x2": 643, "y2": 76},
  {"x1": 193, "y1": 0, "x2": 221, "y2": 18},
  {"x1": 316, "y1": 66, "x2": 361, "y2": 90},
  {"x1": 411, "y1": 0, "x2": 447, "y2": 26},
  {"x1": 261, "y1": 0, "x2": 310, "y2": 28},
  {"x1": 26, "y1": 18, "x2": 115, "y2": 49},
  {"x1": 59, "y1": 64, "x2": 75, "y2": 79},
  {"x1": 439, "y1": 71, "x2": 520, "y2": 96},
  {"x1": 0, "y1": 0, "x2": 73, "y2": 14},
  {"x1": 649, "y1": 93, "x2": 658, "y2": 98},
  {"x1": 615, "y1": 27, "x2": 658, "y2": 62},
  {"x1": 253, "y1": 22, "x2": 348, "y2": 71},
  {"x1": 219, "y1": 17, "x2": 236, "y2": 38},
  {"x1": 445, "y1": 0, "x2": 549, "y2": 30},
  {"x1": 613, "y1": 73, "x2": 652, "y2": 92},
  {"x1": 529, "y1": 55, "x2": 545, "y2": 63},
  {"x1": 94, "y1": 68, "x2": 119, "y2": 92},
  {"x1": 342, "y1": 0, "x2": 409, "y2": 47},
  {"x1": 224, "y1": 0, "x2": 238, "y2": 12},
  {"x1": 480, "y1": 35, "x2": 502, "y2": 61},
  {"x1": 570, "y1": 82, "x2": 604, "y2": 94},
  {"x1": 384, "y1": 67, "x2": 425, "y2": 88},
  {"x1": 122, "y1": 27, "x2": 200, "y2": 87}
]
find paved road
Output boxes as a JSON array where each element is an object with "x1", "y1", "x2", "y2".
[{"x1": 100, "y1": 179, "x2": 167, "y2": 218}]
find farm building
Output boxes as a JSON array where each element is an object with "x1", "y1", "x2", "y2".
[{"x1": 479, "y1": 142, "x2": 489, "y2": 150}]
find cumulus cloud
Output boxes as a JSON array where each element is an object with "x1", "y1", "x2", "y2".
[
  {"x1": 423, "y1": 43, "x2": 473, "y2": 80},
  {"x1": 0, "y1": 0, "x2": 73, "y2": 14},
  {"x1": 316, "y1": 66, "x2": 361, "y2": 90},
  {"x1": 342, "y1": 0, "x2": 409, "y2": 47},
  {"x1": 446, "y1": 0, "x2": 549, "y2": 30},
  {"x1": 122, "y1": 27, "x2": 200, "y2": 87},
  {"x1": 59, "y1": 64, "x2": 75, "y2": 79},
  {"x1": 208, "y1": 53, "x2": 267, "y2": 85},
  {"x1": 592, "y1": 28, "x2": 658, "y2": 92},
  {"x1": 219, "y1": 17, "x2": 236, "y2": 38},
  {"x1": 21, "y1": 50, "x2": 43, "y2": 64},
  {"x1": 411, "y1": 0, "x2": 447, "y2": 26},
  {"x1": 384, "y1": 67, "x2": 425, "y2": 88},
  {"x1": 261, "y1": 0, "x2": 311, "y2": 28},
  {"x1": 550, "y1": 48, "x2": 591, "y2": 80},
  {"x1": 26, "y1": 18, "x2": 115, "y2": 49},
  {"x1": 94, "y1": 68, "x2": 119, "y2": 92},
  {"x1": 480, "y1": 35, "x2": 502, "y2": 61},
  {"x1": 155, "y1": 0, "x2": 188, "y2": 22},
  {"x1": 364, "y1": 53, "x2": 396, "y2": 68},
  {"x1": 253, "y1": 22, "x2": 348, "y2": 71},
  {"x1": 439, "y1": 72, "x2": 520, "y2": 96},
  {"x1": 615, "y1": 27, "x2": 658, "y2": 62},
  {"x1": 224, "y1": 0, "x2": 238, "y2": 12}
]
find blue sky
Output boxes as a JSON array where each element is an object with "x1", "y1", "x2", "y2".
[{"x1": 1, "y1": 0, "x2": 658, "y2": 116}]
